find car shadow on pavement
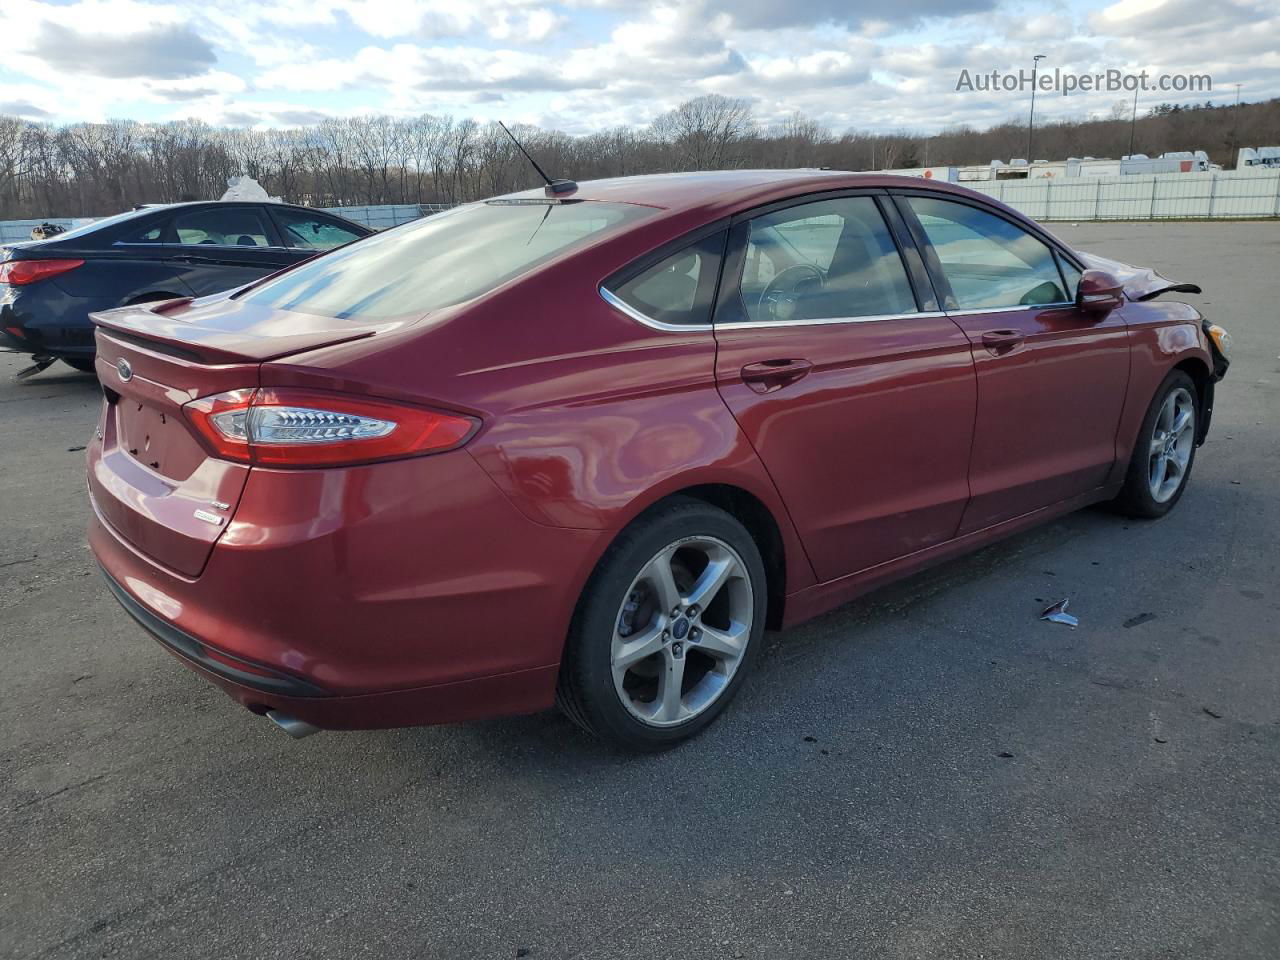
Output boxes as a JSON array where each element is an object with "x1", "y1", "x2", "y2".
[{"x1": 17, "y1": 370, "x2": 100, "y2": 388}]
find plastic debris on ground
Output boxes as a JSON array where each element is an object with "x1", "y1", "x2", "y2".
[{"x1": 1040, "y1": 598, "x2": 1079, "y2": 628}]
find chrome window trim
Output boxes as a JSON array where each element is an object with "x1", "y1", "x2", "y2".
[
  {"x1": 715, "y1": 310, "x2": 947, "y2": 331},
  {"x1": 600, "y1": 284, "x2": 950, "y2": 332},
  {"x1": 111, "y1": 240, "x2": 289, "y2": 251},
  {"x1": 944, "y1": 301, "x2": 1075, "y2": 317},
  {"x1": 598, "y1": 286, "x2": 713, "y2": 333},
  {"x1": 601, "y1": 283, "x2": 1075, "y2": 334}
]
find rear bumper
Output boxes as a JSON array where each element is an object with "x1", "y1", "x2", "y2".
[
  {"x1": 102, "y1": 562, "x2": 558, "y2": 728},
  {"x1": 100, "y1": 565, "x2": 330, "y2": 698},
  {"x1": 173, "y1": 655, "x2": 559, "y2": 731},
  {"x1": 1, "y1": 289, "x2": 97, "y2": 358},
  {"x1": 88, "y1": 446, "x2": 606, "y2": 730}
]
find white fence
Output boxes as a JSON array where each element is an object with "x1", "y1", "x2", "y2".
[
  {"x1": 322, "y1": 203, "x2": 451, "y2": 229},
  {"x1": 962, "y1": 168, "x2": 1280, "y2": 221}
]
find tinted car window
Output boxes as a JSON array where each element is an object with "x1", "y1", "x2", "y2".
[
  {"x1": 606, "y1": 232, "x2": 725, "y2": 327},
  {"x1": 239, "y1": 200, "x2": 653, "y2": 320},
  {"x1": 906, "y1": 196, "x2": 1068, "y2": 309},
  {"x1": 741, "y1": 196, "x2": 916, "y2": 323},
  {"x1": 121, "y1": 222, "x2": 164, "y2": 243},
  {"x1": 273, "y1": 208, "x2": 366, "y2": 251},
  {"x1": 173, "y1": 208, "x2": 272, "y2": 247}
]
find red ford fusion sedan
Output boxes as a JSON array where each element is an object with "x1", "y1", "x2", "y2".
[{"x1": 86, "y1": 171, "x2": 1231, "y2": 749}]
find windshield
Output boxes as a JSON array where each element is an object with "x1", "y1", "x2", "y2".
[{"x1": 237, "y1": 200, "x2": 654, "y2": 320}]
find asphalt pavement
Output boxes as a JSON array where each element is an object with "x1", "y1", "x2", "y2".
[{"x1": 2, "y1": 220, "x2": 1277, "y2": 959}]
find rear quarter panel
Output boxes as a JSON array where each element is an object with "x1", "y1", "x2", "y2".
[{"x1": 53, "y1": 256, "x2": 193, "y2": 304}]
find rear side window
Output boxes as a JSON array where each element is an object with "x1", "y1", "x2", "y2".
[
  {"x1": 173, "y1": 208, "x2": 272, "y2": 247},
  {"x1": 239, "y1": 200, "x2": 654, "y2": 320},
  {"x1": 605, "y1": 232, "x2": 725, "y2": 327},
  {"x1": 273, "y1": 208, "x2": 366, "y2": 251},
  {"x1": 905, "y1": 196, "x2": 1068, "y2": 309}
]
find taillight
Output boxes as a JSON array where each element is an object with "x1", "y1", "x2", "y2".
[
  {"x1": 183, "y1": 388, "x2": 478, "y2": 467},
  {"x1": 0, "y1": 259, "x2": 85, "y2": 285}
]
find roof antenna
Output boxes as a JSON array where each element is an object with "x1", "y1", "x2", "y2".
[{"x1": 498, "y1": 121, "x2": 578, "y2": 197}]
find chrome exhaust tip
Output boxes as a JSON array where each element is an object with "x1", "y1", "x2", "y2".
[{"x1": 266, "y1": 710, "x2": 321, "y2": 739}]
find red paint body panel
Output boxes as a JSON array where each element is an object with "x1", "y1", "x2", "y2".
[
  {"x1": 90, "y1": 445, "x2": 603, "y2": 713},
  {"x1": 1105, "y1": 298, "x2": 1215, "y2": 484},
  {"x1": 84, "y1": 171, "x2": 1222, "y2": 732},
  {"x1": 713, "y1": 316, "x2": 977, "y2": 581},
  {"x1": 780, "y1": 484, "x2": 1121, "y2": 628},
  {"x1": 90, "y1": 332, "x2": 259, "y2": 576},
  {"x1": 947, "y1": 303, "x2": 1130, "y2": 533}
]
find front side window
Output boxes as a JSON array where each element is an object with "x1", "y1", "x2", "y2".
[
  {"x1": 173, "y1": 208, "x2": 272, "y2": 247},
  {"x1": 273, "y1": 208, "x2": 366, "y2": 251},
  {"x1": 905, "y1": 196, "x2": 1069, "y2": 309},
  {"x1": 239, "y1": 200, "x2": 653, "y2": 320},
  {"x1": 1057, "y1": 254, "x2": 1083, "y2": 302},
  {"x1": 739, "y1": 196, "x2": 917, "y2": 323},
  {"x1": 605, "y1": 232, "x2": 725, "y2": 327}
]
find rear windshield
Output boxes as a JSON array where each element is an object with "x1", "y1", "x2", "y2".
[
  {"x1": 237, "y1": 200, "x2": 654, "y2": 320},
  {"x1": 50, "y1": 207, "x2": 161, "y2": 241}
]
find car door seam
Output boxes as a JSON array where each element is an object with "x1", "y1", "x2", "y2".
[{"x1": 709, "y1": 326, "x2": 823, "y2": 587}]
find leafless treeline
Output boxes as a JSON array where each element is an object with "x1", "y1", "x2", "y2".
[{"x1": 1, "y1": 95, "x2": 1276, "y2": 219}]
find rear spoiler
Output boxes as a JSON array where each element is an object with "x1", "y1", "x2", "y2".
[
  {"x1": 1079, "y1": 252, "x2": 1201, "y2": 302},
  {"x1": 90, "y1": 294, "x2": 381, "y2": 364}
]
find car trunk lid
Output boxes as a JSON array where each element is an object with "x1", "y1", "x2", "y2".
[{"x1": 88, "y1": 328, "x2": 260, "y2": 577}]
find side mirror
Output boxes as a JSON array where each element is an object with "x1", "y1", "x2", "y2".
[{"x1": 1076, "y1": 269, "x2": 1124, "y2": 314}]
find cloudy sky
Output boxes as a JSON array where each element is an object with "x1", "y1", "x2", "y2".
[{"x1": 0, "y1": 0, "x2": 1275, "y2": 134}]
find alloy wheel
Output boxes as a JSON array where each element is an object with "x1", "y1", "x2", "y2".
[
  {"x1": 610, "y1": 536, "x2": 754, "y2": 727},
  {"x1": 1148, "y1": 386, "x2": 1195, "y2": 503}
]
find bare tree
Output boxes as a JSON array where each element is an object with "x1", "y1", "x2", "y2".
[
  {"x1": 0, "y1": 96, "x2": 1276, "y2": 218},
  {"x1": 651, "y1": 95, "x2": 755, "y2": 170}
]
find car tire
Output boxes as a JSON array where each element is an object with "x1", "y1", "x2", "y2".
[
  {"x1": 62, "y1": 358, "x2": 96, "y2": 373},
  {"x1": 1112, "y1": 369, "x2": 1200, "y2": 519},
  {"x1": 556, "y1": 497, "x2": 768, "y2": 750}
]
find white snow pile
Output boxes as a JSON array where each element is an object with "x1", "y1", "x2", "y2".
[{"x1": 219, "y1": 176, "x2": 282, "y2": 203}]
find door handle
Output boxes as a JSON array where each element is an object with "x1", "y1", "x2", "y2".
[
  {"x1": 980, "y1": 329, "x2": 1025, "y2": 356},
  {"x1": 741, "y1": 359, "x2": 813, "y2": 393}
]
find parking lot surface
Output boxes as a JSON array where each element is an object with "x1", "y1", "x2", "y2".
[{"x1": 2, "y1": 221, "x2": 1278, "y2": 959}]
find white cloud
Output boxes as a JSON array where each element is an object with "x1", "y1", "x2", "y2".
[{"x1": 0, "y1": 0, "x2": 1276, "y2": 135}]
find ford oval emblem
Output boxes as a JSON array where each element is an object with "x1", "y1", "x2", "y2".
[{"x1": 116, "y1": 358, "x2": 133, "y2": 382}]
